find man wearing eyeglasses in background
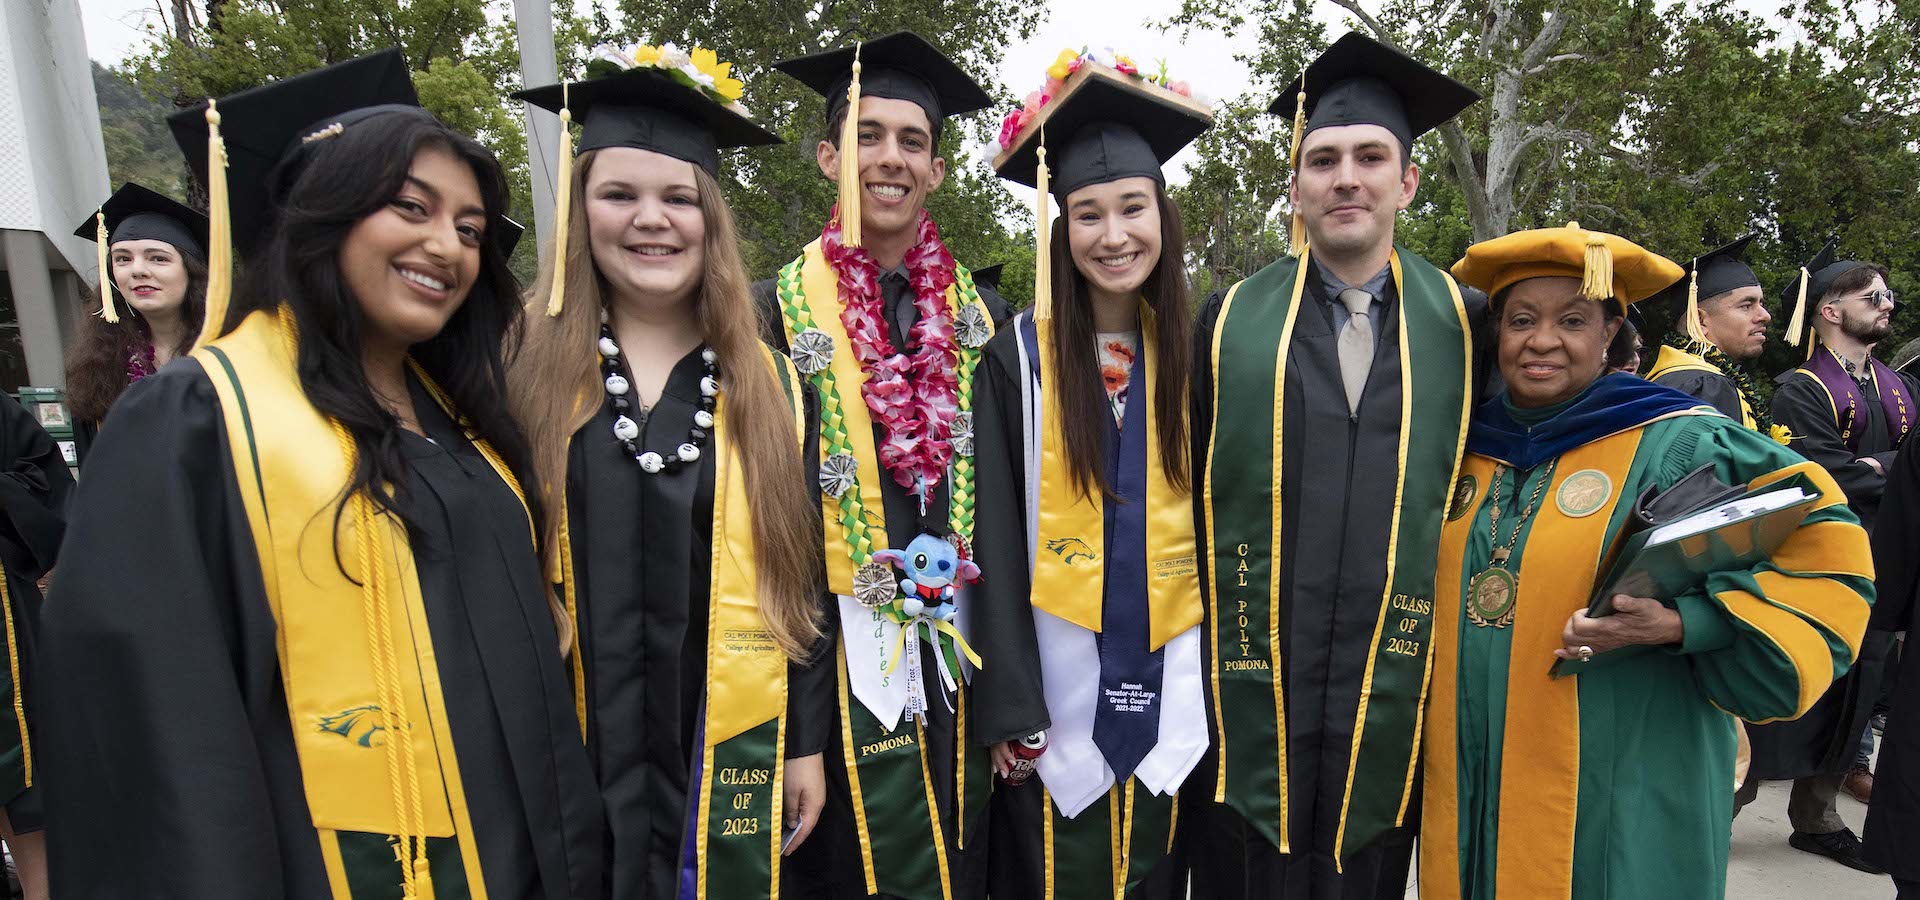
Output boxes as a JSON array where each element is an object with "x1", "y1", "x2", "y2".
[{"x1": 1738, "y1": 240, "x2": 1914, "y2": 874}]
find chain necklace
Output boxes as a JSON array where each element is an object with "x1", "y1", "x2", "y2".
[
  {"x1": 1466, "y1": 459, "x2": 1557, "y2": 628},
  {"x1": 598, "y1": 317, "x2": 718, "y2": 474}
]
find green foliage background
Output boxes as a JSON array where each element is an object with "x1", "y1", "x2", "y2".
[{"x1": 97, "y1": 0, "x2": 1918, "y2": 386}]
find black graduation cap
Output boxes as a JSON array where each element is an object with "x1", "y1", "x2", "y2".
[
  {"x1": 513, "y1": 68, "x2": 779, "y2": 177},
  {"x1": 1644, "y1": 234, "x2": 1760, "y2": 342},
  {"x1": 773, "y1": 31, "x2": 992, "y2": 132},
  {"x1": 1269, "y1": 32, "x2": 1480, "y2": 151},
  {"x1": 1783, "y1": 238, "x2": 1867, "y2": 350},
  {"x1": 993, "y1": 63, "x2": 1213, "y2": 198},
  {"x1": 167, "y1": 49, "x2": 420, "y2": 255},
  {"x1": 74, "y1": 183, "x2": 208, "y2": 259},
  {"x1": 970, "y1": 263, "x2": 1005, "y2": 292},
  {"x1": 496, "y1": 215, "x2": 526, "y2": 257}
]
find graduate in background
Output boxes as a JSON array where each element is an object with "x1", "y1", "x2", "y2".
[
  {"x1": 1642, "y1": 236, "x2": 1779, "y2": 434},
  {"x1": 39, "y1": 50, "x2": 604, "y2": 898},
  {"x1": 0, "y1": 392, "x2": 72, "y2": 900},
  {"x1": 1184, "y1": 33, "x2": 1482, "y2": 899},
  {"x1": 1863, "y1": 431, "x2": 1920, "y2": 896},
  {"x1": 1741, "y1": 240, "x2": 1914, "y2": 873},
  {"x1": 65, "y1": 183, "x2": 209, "y2": 466},
  {"x1": 969, "y1": 50, "x2": 1213, "y2": 899},
  {"x1": 508, "y1": 43, "x2": 831, "y2": 899},
  {"x1": 1422, "y1": 223, "x2": 1873, "y2": 900},
  {"x1": 750, "y1": 32, "x2": 1012, "y2": 900}
]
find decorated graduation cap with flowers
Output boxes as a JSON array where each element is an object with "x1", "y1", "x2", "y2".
[
  {"x1": 991, "y1": 47, "x2": 1214, "y2": 315},
  {"x1": 513, "y1": 42, "x2": 780, "y2": 316},
  {"x1": 1451, "y1": 221, "x2": 1685, "y2": 312}
]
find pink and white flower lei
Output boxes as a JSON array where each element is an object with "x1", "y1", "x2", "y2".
[{"x1": 822, "y1": 207, "x2": 961, "y2": 505}]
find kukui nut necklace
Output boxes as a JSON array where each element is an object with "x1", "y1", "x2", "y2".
[
  {"x1": 598, "y1": 310, "x2": 717, "y2": 474},
  {"x1": 1466, "y1": 459, "x2": 1558, "y2": 628}
]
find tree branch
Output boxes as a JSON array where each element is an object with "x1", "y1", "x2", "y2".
[
  {"x1": 1326, "y1": 0, "x2": 1398, "y2": 47},
  {"x1": 1517, "y1": 5, "x2": 1569, "y2": 72},
  {"x1": 1480, "y1": 0, "x2": 1514, "y2": 61},
  {"x1": 1524, "y1": 52, "x2": 1585, "y2": 75}
]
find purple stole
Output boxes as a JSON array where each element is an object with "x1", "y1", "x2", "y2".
[{"x1": 1803, "y1": 346, "x2": 1915, "y2": 453}]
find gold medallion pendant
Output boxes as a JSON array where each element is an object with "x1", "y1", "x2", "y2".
[{"x1": 1466, "y1": 566, "x2": 1517, "y2": 628}]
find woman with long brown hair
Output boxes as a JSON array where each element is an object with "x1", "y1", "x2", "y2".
[
  {"x1": 509, "y1": 45, "x2": 829, "y2": 900},
  {"x1": 65, "y1": 183, "x2": 207, "y2": 465},
  {"x1": 968, "y1": 56, "x2": 1212, "y2": 898}
]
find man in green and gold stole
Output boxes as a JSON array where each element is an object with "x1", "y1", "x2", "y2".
[
  {"x1": 1422, "y1": 223, "x2": 1874, "y2": 900},
  {"x1": 750, "y1": 32, "x2": 1011, "y2": 900},
  {"x1": 1643, "y1": 235, "x2": 1779, "y2": 435},
  {"x1": 1742, "y1": 241, "x2": 1916, "y2": 873},
  {"x1": 1183, "y1": 32, "x2": 1483, "y2": 899}
]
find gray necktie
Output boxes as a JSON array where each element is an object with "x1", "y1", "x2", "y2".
[{"x1": 1337, "y1": 288, "x2": 1374, "y2": 414}]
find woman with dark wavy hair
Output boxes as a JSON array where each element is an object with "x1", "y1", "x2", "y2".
[
  {"x1": 39, "y1": 51, "x2": 603, "y2": 900},
  {"x1": 968, "y1": 59, "x2": 1212, "y2": 899},
  {"x1": 65, "y1": 183, "x2": 208, "y2": 465}
]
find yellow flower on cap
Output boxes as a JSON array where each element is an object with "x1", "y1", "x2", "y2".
[
  {"x1": 632, "y1": 44, "x2": 664, "y2": 66},
  {"x1": 1451, "y1": 221, "x2": 1684, "y2": 312}
]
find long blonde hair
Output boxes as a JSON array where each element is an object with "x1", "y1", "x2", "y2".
[{"x1": 509, "y1": 150, "x2": 823, "y2": 660}]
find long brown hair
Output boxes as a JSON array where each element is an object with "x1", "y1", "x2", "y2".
[
  {"x1": 1048, "y1": 183, "x2": 1193, "y2": 499},
  {"x1": 509, "y1": 150, "x2": 823, "y2": 660},
  {"x1": 66, "y1": 252, "x2": 208, "y2": 424}
]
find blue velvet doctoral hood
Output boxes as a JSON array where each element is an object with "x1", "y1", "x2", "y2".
[{"x1": 1467, "y1": 373, "x2": 1712, "y2": 470}]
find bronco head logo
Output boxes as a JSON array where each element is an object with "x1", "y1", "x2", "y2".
[
  {"x1": 318, "y1": 705, "x2": 388, "y2": 748},
  {"x1": 1045, "y1": 537, "x2": 1098, "y2": 565}
]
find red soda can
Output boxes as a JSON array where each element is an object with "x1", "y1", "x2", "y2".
[{"x1": 1003, "y1": 731, "x2": 1047, "y2": 786}]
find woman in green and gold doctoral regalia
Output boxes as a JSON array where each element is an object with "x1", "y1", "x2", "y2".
[
  {"x1": 969, "y1": 50, "x2": 1212, "y2": 900},
  {"x1": 39, "y1": 51, "x2": 604, "y2": 899},
  {"x1": 1418, "y1": 223, "x2": 1875, "y2": 900},
  {"x1": 506, "y1": 42, "x2": 832, "y2": 900}
]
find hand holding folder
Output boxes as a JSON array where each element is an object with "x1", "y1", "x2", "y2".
[{"x1": 1588, "y1": 464, "x2": 1822, "y2": 617}]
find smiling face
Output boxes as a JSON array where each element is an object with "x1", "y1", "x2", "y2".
[
  {"x1": 1696, "y1": 285, "x2": 1771, "y2": 360},
  {"x1": 1496, "y1": 276, "x2": 1622, "y2": 408},
  {"x1": 338, "y1": 143, "x2": 488, "y2": 356},
  {"x1": 816, "y1": 96, "x2": 947, "y2": 241},
  {"x1": 1064, "y1": 176, "x2": 1163, "y2": 303},
  {"x1": 109, "y1": 239, "x2": 192, "y2": 317},
  {"x1": 584, "y1": 147, "x2": 708, "y2": 312},
  {"x1": 1291, "y1": 123, "x2": 1418, "y2": 259}
]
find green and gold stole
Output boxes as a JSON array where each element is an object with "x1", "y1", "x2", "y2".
[
  {"x1": 774, "y1": 239, "x2": 994, "y2": 900},
  {"x1": 1202, "y1": 247, "x2": 1471, "y2": 860},
  {"x1": 556, "y1": 346, "x2": 805, "y2": 900},
  {"x1": 195, "y1": 308, "x2": 517, "y2": 899}
]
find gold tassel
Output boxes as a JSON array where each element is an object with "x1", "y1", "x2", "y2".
[
  {"x1": 1575, "y1": 223, "x2": 1612, "y2": 302},
  {"x1": 1287, "y1": 75, "x2": 1308, "y2": 258},
  {"x1": 195, "y1": 100, "x2": 232, "y2": 349},
  {"x1": 1683, "y1": 266, "x2": 1709, "y2": 346},
  {"x1": 837, "y1": 42, "x2": 865, "y2": 248},
  {"x1": 1785, "y1": 266, "x2": 1811, "y2": 348},
  {"x1": 545, "y1": 83, "x2": 574, "y2": 317},
  {"x1": 95, "y1": 210, "x2": 119, "y2": 324},
  {"x1": 1033, "y1": 135, "x2": 1052, "y2": 320}
]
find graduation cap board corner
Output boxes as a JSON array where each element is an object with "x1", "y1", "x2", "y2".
[{"x1": 990, "y1": 62, "x2": 1214, "y2": 177}]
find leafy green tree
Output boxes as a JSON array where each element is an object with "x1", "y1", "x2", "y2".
[{"x1": 95, "y1": 62, "x2": 187, "y2": 199}]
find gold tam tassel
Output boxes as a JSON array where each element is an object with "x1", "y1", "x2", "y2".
[
  {"x1": 95, "y1": 210, "x2": 119, "y2": 324},
  {"x1": 837, "y1": 42, "x2": 865, "y2": 248},
  {"x1": 195, "y1": 100, "x2": 232, "y2": 349},
  {"x1": 1287, "y1": 74, "x2": 1307, "y2": 257},
  {"x1": 1683, "y1": 266, "x2": 1709, "y2": 346},
  {"x1": 1574, "y1": 222, "x2": 1612, "y2": 302},
  {"x1": 545, "y1": 83, "x2": 574, "y2": 317},
  {"x1": 1785, "y1": 266, "x2": 1811, "y2": 348},
  {"x1": 1033, "y1": 137, "x2": 1052, "y2": 320}
]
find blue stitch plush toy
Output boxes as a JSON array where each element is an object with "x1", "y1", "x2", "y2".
[{"x1": 871, "y1": 534, "x2": 980, "y2": 620}]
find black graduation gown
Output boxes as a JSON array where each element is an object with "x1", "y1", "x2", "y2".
[
  {"x1": 1749, "y1": 366, "x2": 1918, "y2": 781},
  {"x1": 967, "y1": 326, "x2": 1185, "y2": 900},
  {"x1": 567, "y1": 346, "x2": 835, "y2": 899},
  {"x1": 0, "y1": 393, "x2": 72, "y2": 831},
  {"x1": 1651, "y1": 368, "x2": 1745, "y2": 423},
  {"x1": 1182, "y1": 267, "x2": 1487, "y2": 900},
  {"x1": 751, "y1": 269, "x2": 1012, "y2": 900},
  {"x1": 38, "y1": 360, "x2": 605, "y2": 899},
  {"x1": 1863, "y1": 436, "x2": 1920, "y2": 877}
]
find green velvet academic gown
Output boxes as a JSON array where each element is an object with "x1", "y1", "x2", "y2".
[{"x1": 1423, "y1": 396, "x2": 1873, "y2": 900}]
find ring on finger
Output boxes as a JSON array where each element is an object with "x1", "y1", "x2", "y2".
[{"x1": 1577, "y1": 645, "x2": 1594, "y2": 662}]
